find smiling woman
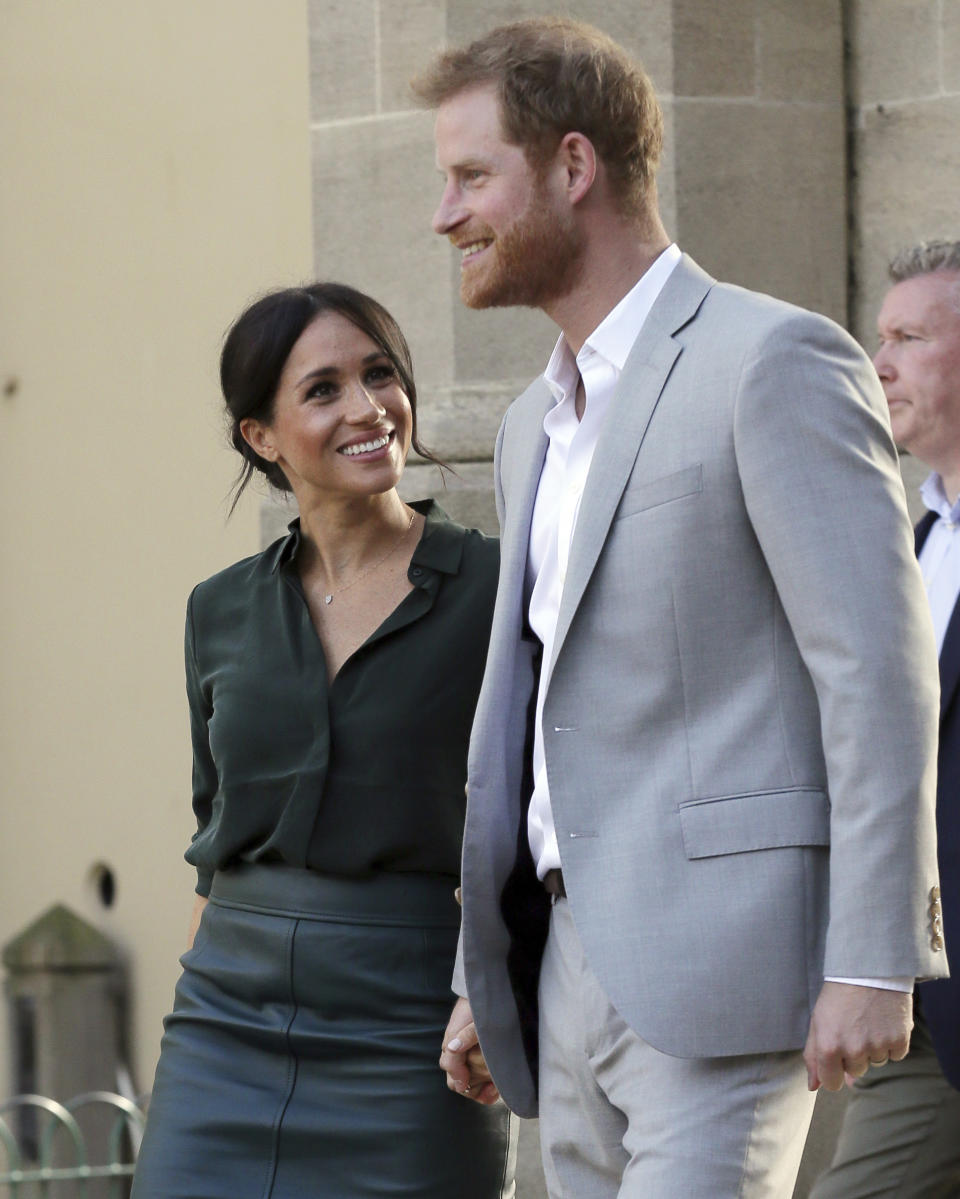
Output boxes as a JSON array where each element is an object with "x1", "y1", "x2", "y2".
[
  {"x1": 241, "y1": 311, "x2": 413, "y2": 505},
  {"x1": 220, "y1": 282, "x2": 441, "y2": 510},
  {"x1": 130, "y1": 283, "x2": 513, "y2": 1199}
]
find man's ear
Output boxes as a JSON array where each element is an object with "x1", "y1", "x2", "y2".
[
  {"x1": 239, "y1": 417, "x2": 276, "y2": 461},
  {"x1": 557, "y1": 131, "x2": 597, "y2": 206}
]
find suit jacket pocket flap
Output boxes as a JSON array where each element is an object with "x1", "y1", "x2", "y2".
[
  {"x1": 615, "y1": 463, "x2": 703, "y2": 520},
  {"x1": 679, "y1": 787, "x2": 830, "y2": 860}
]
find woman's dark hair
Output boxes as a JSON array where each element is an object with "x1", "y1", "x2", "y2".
[{"x1": 221, "y1": 282, "x2": 444, "y2": 513}]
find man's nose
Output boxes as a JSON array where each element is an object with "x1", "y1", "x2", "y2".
[
  {"x1": 873, "y1": 344, "x2": 894, "y2": 381},
  {"x1": 432, "y1": 182, "x2": 462, "y2": 235}
]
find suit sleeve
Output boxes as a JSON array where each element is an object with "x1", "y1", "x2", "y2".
[{"x1": 732, "y1": 310, "x2": 942, "y2": 980}]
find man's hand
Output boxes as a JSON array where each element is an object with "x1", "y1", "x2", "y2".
[
  {"x1": 439, "y1": 996, "x2": 500, "y2": 1105},
  {"x1": 803, "y1": 981, "x2": 913, "y2": 1091}
]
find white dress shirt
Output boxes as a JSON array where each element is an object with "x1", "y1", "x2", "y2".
[
  {"x1": 524, "y1": 242, "x2": 910, "y2": 992},
  {"x1": 526, "y1": 244, "x2": 681, "y2": 877}
]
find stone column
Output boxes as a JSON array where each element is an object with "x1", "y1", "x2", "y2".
[
  {"x1": 3, "y1": 905, "x2": 129, "y2": 1191},
  {"x1": 844, "y1": 0, "x2": 960, "y2": 516},
  {"x1": 846, "y1": 0, "x2": 960, "y2": 345},
  {"x1": 671, "y1": 0, "x2": 847, "y2": 323},
  {"x1": 3, "y1": 905, "x2": 124, "y2": 1104}
]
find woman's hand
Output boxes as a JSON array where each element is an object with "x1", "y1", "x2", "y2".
[
  {"x1": 186, "y1": 894, "x2": 209, "y2": 950},
  {"x1": 439, "y1": 996, "x2": 500, "y2": 1104}
]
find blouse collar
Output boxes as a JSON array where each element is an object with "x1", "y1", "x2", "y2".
[{"x1": 267, "y1": 497, "x2": 466, "y2": 578}]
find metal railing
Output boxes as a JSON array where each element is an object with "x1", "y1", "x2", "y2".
[{"x1": 0, "y1": 1092, "x2": 145, "y2": 1197}]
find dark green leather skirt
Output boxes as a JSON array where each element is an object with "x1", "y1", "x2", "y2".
[{"x1": 132, "y1": 865, "x2": 515, "y2": 1198}]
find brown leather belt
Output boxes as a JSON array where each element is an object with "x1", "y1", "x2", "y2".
[{"x1": 543, "y1": 868, "x2": 566, "y2": 898}]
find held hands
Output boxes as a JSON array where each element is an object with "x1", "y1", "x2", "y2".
[
  {"x1": 439, "y1": 996, "x2": 500, "y2": 1105},
  {"x1": 803, "y1": 981, "x2": 912, "y2": 1091}
]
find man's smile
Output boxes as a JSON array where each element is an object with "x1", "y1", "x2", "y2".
[{"x1": 457, "y1": 238, "x2": 494, "y2": 263}]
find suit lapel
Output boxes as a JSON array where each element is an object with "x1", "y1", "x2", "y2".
[
  {"x1": 498, "y1": 379, "x2": 552, "y2": 615},
  {"x1": 551, "y1": 256, "x2": 713, "y2": 669},
  {"x1": 915, "y1": 510, "x2": 960, "y2": 720},
  {"x1": 915, "y1": 511, "x2": 936, "y2": 554},
  {"x1": 939, "y1": 600, "x2": 960, "y2": 720}
]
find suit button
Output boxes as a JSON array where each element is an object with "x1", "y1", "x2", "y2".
[
  {"x1": 930, "y1": 885, "x2": 941, "y2": 902},
  {"x1": 932, "y1": 933, "x2": 945, "y2": 952}
]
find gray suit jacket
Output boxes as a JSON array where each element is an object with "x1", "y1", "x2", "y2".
[{"x1": 457, "y1": 255, "x2": 946, "y2": 1119}]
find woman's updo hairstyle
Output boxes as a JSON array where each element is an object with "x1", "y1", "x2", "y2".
[{"x1": 221, "y1": 282, "x2": 443, "y2": 513}]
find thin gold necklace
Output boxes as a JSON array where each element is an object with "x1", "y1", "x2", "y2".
[{"x1": 321, "y1": 508, "x2": 416, "y2": 605}]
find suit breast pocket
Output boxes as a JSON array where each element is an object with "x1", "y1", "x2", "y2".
[{"x1": 614, "y1": 463, "x2": 703, "y2": 521}]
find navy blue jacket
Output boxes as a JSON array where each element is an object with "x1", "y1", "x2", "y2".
[{"x1": 916, "y1": 511, "x2": 960, "y2": 1090}]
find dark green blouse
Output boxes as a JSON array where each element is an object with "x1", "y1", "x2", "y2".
[{"x1": 184, "y1": 500, "x2": 498, "y2": 896}]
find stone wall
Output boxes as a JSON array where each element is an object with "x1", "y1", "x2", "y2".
[
  {"x1": 844, "y1": 0, "x2": 960, "y2": 515},
  {"x1": 295, "y1": 0, "x2": 849, "y2": 542},
  {"x1": 672, "y1": 0, "x2": 847, "y2": 323},
  {"x1": 847, "y1": 0, "x2": 960, "y2": 347}
]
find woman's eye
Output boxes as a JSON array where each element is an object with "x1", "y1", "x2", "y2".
[{"x1": 366, "y1": 364, "x2": 396, "y2": 384}]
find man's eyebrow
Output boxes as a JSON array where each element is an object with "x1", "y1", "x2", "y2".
[
  {"x1": 437, "y1": 157, "x2": 491, "y2": 175},
  {"x1": 878, "y1": 317, "x2": 928, "y2": 340}
]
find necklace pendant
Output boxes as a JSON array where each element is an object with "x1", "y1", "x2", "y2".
[{"x1": 324, "y1": 594, "x2": 333, "y2": 605}]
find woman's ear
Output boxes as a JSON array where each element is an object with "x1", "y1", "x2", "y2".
[{"x1": 239, "y1": 417, "x2": 275, "y2": 461}]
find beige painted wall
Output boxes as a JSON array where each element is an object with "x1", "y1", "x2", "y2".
[{"x1": 0, "y1": 0, "x2": 313, "y2": 1093}]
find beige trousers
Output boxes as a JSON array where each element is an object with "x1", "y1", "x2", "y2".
[
  {"x1": 810, "y1": 1006, "x2": 960, "y2": 1198},
  {"x1": 537, "y1": 898, "x2": 817, "y2": 1198}
]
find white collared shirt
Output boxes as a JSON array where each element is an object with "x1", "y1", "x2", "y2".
[
  {"x1": 918, "y1": 472, "x2": 960, "y2": 655},
  {"x1": 526, "y1": 243, "x2": 682, "y2": 877}
]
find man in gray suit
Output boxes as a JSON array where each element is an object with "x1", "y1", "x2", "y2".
[{"x1": 414, "y1": 19, "x2": 946, "y2": 1196}]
